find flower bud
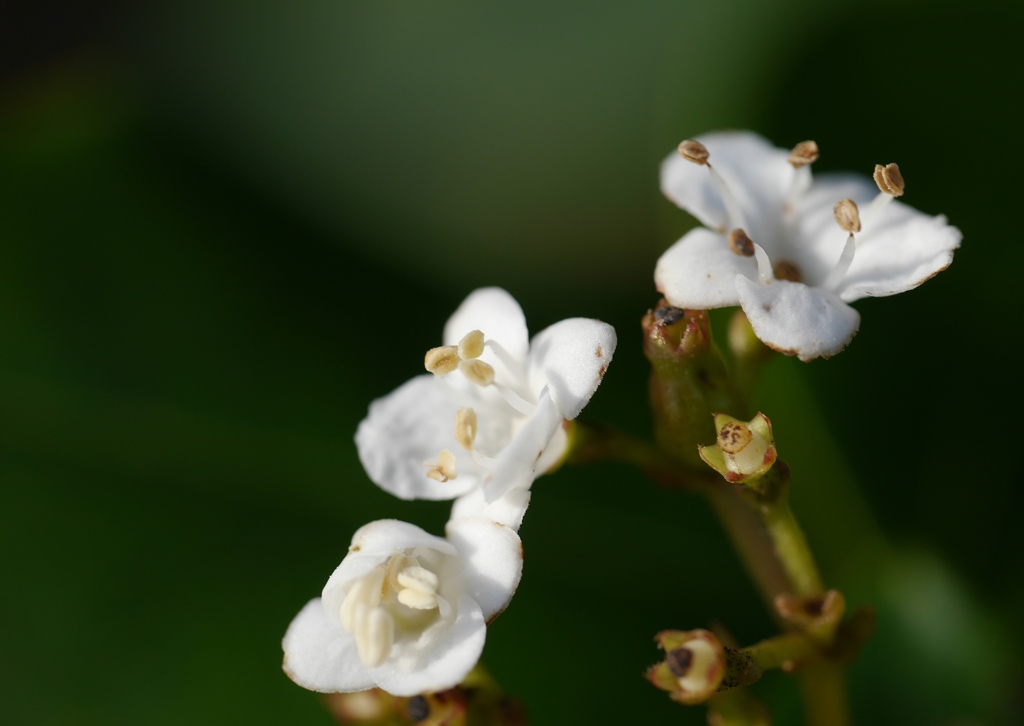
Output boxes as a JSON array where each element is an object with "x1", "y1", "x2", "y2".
[
  {"x1": 646, "y1": 629, "x2": 727, "y2": 705},
  {"x1": 698, "y1": 412, "x2": 777, "y2": 484},
  {"x1": 775, "y1": 589, "x2": 846, "y2": 643}
]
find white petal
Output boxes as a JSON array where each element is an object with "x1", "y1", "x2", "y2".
[
  {"x1": 527, "y1": 318, "x2": 617, "y2": 420},
  {"x1": 443, "y1": 288, "x2": 529, "y2": 361},
  {"x1": 837, "y1": 209, "x2": 961, "y2": 302},
  {"x1": 735, "y1": 276, "x2": 860, "y2": 362},
  {"x1": 282, "y1": 598, "x2": 375, "y2": 693},
  {"x1": 445, "y1": 517, "x2": 524, "y2": 622},
  {"x1": 654, "y1": 227, "x2": 754, "y2": 309},
  {"x1": 451, "y1": 486, "x2": 531, "y2": 532},
  {"x1": 369, "y1": 594, "x2": 486, "y2": 697},
  {"x1": 482, "y1": 388, "x2": 563, "y2": 502},
  {"x1": 356, "y1": 375, "x2": 480, "y2": 500},
  {"x1": 660, "y1": 131, "x2": 795, "y2": 235}
]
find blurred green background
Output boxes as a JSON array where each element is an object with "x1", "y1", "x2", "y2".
[{"x1": 2, "y1": 1, "x2": 1022, "y2": 724}]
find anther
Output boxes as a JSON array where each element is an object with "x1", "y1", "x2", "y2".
[
  {"x1": 873, "y1": 163, "x2": 904, "y2": 196},
  {"x1": 396, "y1": 566, "x2": 440, "y2": 610},
  {"x1": 727, "y1": 228, "x2": 755, "y2": 257},
  {"x1": 459, "y1": 359, "x2": 495, "y2": 386},
  {"x1": 457, "y1": 330, "x2": 485, "y2": 360},
  {"x1": 772, "y1": 260, "x2": 803, "y2": 283},
  {"x1": 678, "y1": 139, "x2": 709, "y2": 165},
  {"x1": 424, "y1": 346, "x2": 459, "y2": 376},
  {"x1": 424, "y1": 449, "x2": 457, "y2": 482},
  {"x1": 454, "y1": 408, "x2": 478, "y2": 450},
  {"x1": 788, "y1": 140, "x2": 819, "y2": 168},
  {"x1": 833, "y1": 199, "x2": 861, "y2": 234},
  {"x1": 718, "y1": 421, "x2": 753, "y2": 455},
  {"x1": 355, "y1": 607, "x2": 395, "y2": 668}
]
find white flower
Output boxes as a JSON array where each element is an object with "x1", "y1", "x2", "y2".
[
  {"x1": 656, "y1": 132, "x2": 961, "y2": 360},
  {"x1": 356, "y1": 287, "x2": 616, "y2": 527},
  {"x1": 282, "y1": 517, "x2": 523, "y2": 697}
]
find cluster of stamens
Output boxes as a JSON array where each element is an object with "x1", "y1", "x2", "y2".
[
  {"x1": 676, "y1": 138, "x2": 908, "y2": 291},
  {"x1": 339, "y1": 553, "x2": 444, "y2": 668},
  {"x1": 424, "y1": 330, "x2": 494, "y2": 386}
]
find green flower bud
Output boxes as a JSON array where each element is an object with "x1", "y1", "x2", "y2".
[{"x1": 698, "y1": 412, "x2": 777, "y2": 484}]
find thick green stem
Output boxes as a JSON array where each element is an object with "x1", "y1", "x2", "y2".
[
  {"x1": 759, "y1": 495, "x2": 824, "y2": 598},
  {"x1": 799, "y1": 664, "x2": 850, "y2": 726}
]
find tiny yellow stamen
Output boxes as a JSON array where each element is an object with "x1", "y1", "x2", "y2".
[
  {"x1": 424, "y1": 449, "x2": 458, "y2": 482},
  {"x1": 788, "y1": 140, "x2": 819, "y2": 168},
  {"x1": 454, "y1": 408, "x2": 478, "y2": 450},
  {"x1": 459, "y1": 359, "x2": 495, "y2": 386},
  {"x1": 678, "y1": 139, "x2": 709, "y2": 165},
  {"x1": 424, "y1": 346, "x2": 459, "y2": 376},
  {"x1": 833, "y1": 199, "x2": 861, "y2": 234},
  {"x1": 457, "y1": 330, "x2": 485, "y2": 360},
  {"x1": 873, "y1": 163, "x2": 905, "y2": 196}
]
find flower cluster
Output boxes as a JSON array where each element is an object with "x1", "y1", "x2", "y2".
[{"x1": 283, "y1": 288, "x2": 617, "y2": 696}]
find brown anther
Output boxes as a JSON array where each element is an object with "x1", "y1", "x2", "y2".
[
  {"x1": 727, "y1": 228, "x2": 755, "y2": 257},
  {"x1": 678, "y1": 139, "x2": 709, "y2": 165},
  {"x1": 772, "y1": 260, "x2": 803, "y2": 283},
  {"x1": 454, "y1": 408, "x2": 478, "y2": 450},
  {"x1": 424, "y1": 346, "x2": 459, "y2": 376},
  {"x1": 457, "y1": 330, "x2": 485, "y2": 360},
  {"x1": 873, "y1": 163, "x2": 905, "y2": 196},
  {"x1": 833, "y1": 199, "x2": 861, "y2": 234},
  {"x1": 666, "y1": 647, "x2": 694, "y2": 678},
  {"x1": 788, "y1": 140, "x2": 819, "y2": 168},
  {"x1": 459, "y1": 359, "x2": 495, "y2": 386},
  {"x1": 718, "y1": 421, "x2": 753, "y2": 455}
]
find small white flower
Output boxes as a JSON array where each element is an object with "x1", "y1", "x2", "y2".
[
  {"x1": 356, "y1": 287, "x2": 616, "y2": 526},
  {"x1": 656, "y1": 132, "x2": 961, "y2": 360},
  {"x1": 282, "y1": 517, "x2": 523, "y2": 697}
]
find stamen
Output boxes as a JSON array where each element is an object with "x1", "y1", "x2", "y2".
[
  {"x1": 772, "y1": 260, "x2": 803, "y2": 283},
  {"x1": 788, "y1": 140, "x2": 819, "y2": 168},
  {"x1": 355, "y1": 607, "x2": 395, "y2": 668},
  {"x1": 457, "y1": 330, "x2": 486, "y2": 360},
  {"x1": 483, "y1": 339, "x2": 523, "y2": 377},
  {"x1": 678, "y1": 139, "x2": 709, "y2": 165},
  {"x1": 470, "y1": 449, "x2": 497, "y2": 469},
  {"x1": 873, "y1": 163, "x2": 904, "y2": 196},
  {"x1": 459, "y1": 359, "x2": 495, "y2": 386},
  {"x1": 822, "y1": 235, "x2": 856, "y2": 293},
  {"x1": 424, "y1": 346, "x2": 459, "y2": 376},
  {"x1": 493, "y1": 382, "x2": 537, "y2": 416},
  {"x1": 340, "y1": 566, "x2": 386, "y2": 632},
  {"x1": 454, "y1": 408, "x2": 478, "y2": 450},
  {"x1": 424, "y1": 449, "x2": 457, "y2": 482},
  {"x1": 752, "y1": 244, "x2": 774, "y2": 285},
  {"x1": 727, "y1": 228, "x2": 755, "y2": 257},
  {"x1": 833, "y1": 199, "x2": 861, "y2": 234},
  {"x1": 396, "y1": 566, "x2": 440, "y2": 610}
]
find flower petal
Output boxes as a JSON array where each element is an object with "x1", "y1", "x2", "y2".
[
  {"x1": 450, "y1": 486, "x2": 531, "y2": 532},
  {"x1": 655, "y1": 227, "x2": 755, "y2": 309},
  {"x1": 735, "y1": 276, "x2": 860, "y2": 362},
  {"x1": 482, "y1": 388, "x2": 563, "y2": 502},
  {"x1": 446, "y1": 517, "x2": 524, "y2": 621},
  {"x1": 661, "y1": 131, "x2": 795, "y2": 235},
  {"x1": 369, "y1": 594, "x2": 486, "y2": 697},
  {"x1": 282, "y1": 598, "x2": 375, "y2": 693},
  {"x1": 443, "y1": 287, "x2": 529, "y2": 361},
  {"x1": 356, "y1": 375, "x2": 480, "y2": 500},
  {"x1": 527, "y1": 318, "x2": 617, "y2": 420}
]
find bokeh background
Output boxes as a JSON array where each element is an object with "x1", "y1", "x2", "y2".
[{"x1": 2, "y1": 1, "x2": 1023, "y2": 724}]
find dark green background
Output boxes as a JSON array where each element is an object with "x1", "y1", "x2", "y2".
[{"x1": 2, "y1": 2, "x2": 1021, "y2": 723}]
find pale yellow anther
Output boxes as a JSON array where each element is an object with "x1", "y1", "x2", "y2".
[
  {"x1": 459, "y1": 359, "x2": 495, "y2": 386},
  {"x1": 424, "y1": 448, "x2": 458, "y2": 482},
  {"x1": 678, "y1": 139, "x2": 709, "y2": 165},
  {"x1": 833, "y1": 199, "x2": 862, "y2": 234},
  {"x1": 718, "y1": 421, "x2": 753, "y2": 455},
  {"x1": 454, "y1": 408, "x2": 478, "y2": 450},
  {"x1": 727, "y1": 228, "x2": 755, "y2": 257},
  {"x1": 873, "y1": 163, "x2": 905, "y2": 197},
  {"x1": 424, "y1": 346, "x2": 459, "y2": 376},
  {"x1": 788, "y1": 140, "x2": 820, "y2": 168},
  {"x1": 458, "y1": 330, "x2": 486, "y2": 360}
]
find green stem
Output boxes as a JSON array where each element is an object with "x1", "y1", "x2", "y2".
[
  {"x1": 759, "y1": 494, "x2": 824, "y2": 598},
  {"x1": 799, "y1": 664, "x2": 850, "y2": 726}
]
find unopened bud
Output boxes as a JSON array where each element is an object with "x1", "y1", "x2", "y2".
[
  {"x1": 873, "y1": 162, "x2": 905, "y2": 196},
  {"x1": 678, "y1": 139, "x2": 709, "y2": 165},
  {"x1": 727, "y1": 228, "x2": 755, "y2": 257},
  {"x1": 833, "y1": 199, "x2": 861, "y2": 234},
  {"x1": 458, "y1": 330, "x2": 486, "y2": 360},
  {"x1": 425, "y1": 346, "x2": 460, "y2": 376},
  {"x1": 646, "y1": 630, "x2": 727, "y2": 705},
  {"x1": 775, "y1": 589, "x2": 846, "y2": 642},
  {"x1": 699, "y1": 412, "x2": 777, "y2": 484},
  {"x1": 454, "y1": 408, "x2": 478, "y2": 450},
  {"x1": 788, "y1": 140, "x2": 819, "y2": 168},
  {"x1": 459, "y1": 359, "x2": 495, "y2": 386}
]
